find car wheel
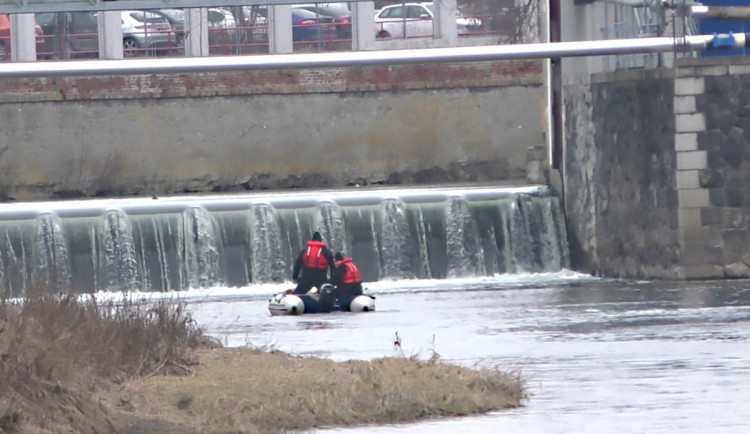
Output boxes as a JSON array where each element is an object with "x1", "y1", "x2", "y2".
[
  {"x1": 123, "y1": 37, "x2": 140, "y2": 56},
  {"x1": 376, "y1": 30, "x2": 391, "y2": 39}
]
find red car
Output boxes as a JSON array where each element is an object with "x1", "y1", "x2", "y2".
[{"x1": 0, "y1": 13, "x2": 45, "y2": 60}]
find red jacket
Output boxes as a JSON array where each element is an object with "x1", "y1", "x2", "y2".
[
  {"x1": 332, "y1": 258, "x2": 362, "y2": 285},
  {"x1": 301, "y1": 241, "x2": 330, "y2": 270}
]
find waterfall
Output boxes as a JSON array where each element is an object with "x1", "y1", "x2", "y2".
[
  {"x1": 445, "y1": 197, "x2": 483, "y2": 277},
  {"x1": 379, "y1": 198, "x2": 415, "y2": 280},
  {"x1": 317, "y1": 201, "x2": 351, "y2": 256},
  {"x1": 100, "y1": 209, "x2": 141, "y2": 292},
  {"x1": 0, "y1": 186, "x2": 569, "y2": 295},
  {"x1": 32, "y1": 212, "x2": 71, "y2": 292},
  {"x1": 249, "y1": 204, "x2": 286, "y2": 283},
  {"x1": 183, "y1": 207, "x2": 222, "y2": 288}
]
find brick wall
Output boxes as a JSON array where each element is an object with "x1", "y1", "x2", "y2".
[{"x1": 0, "y1": 61, "x2": 542, "y2": 103}]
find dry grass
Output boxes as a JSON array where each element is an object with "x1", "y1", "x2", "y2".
[
  {"x1": 0, "y1": 291, "x2": 525, "y2": 433},
  {"x1": 118, "y1": 348, "x2": 525, "y2": 433},
  {"x1": 0, "y1": 290, "x2": 210, "y2": 433}
]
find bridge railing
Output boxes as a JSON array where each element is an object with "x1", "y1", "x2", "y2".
[{"x1": 0, "y1": 2, "x2": 521, "y2": 61}]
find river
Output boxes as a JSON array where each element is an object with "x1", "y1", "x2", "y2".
[{"x1": 182, "y1": 272, "x2": 750, "y2": 433}]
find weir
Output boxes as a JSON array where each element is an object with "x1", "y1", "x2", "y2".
[{"x1": 0, "y1": 185, "x2": 569, "y2": 296}]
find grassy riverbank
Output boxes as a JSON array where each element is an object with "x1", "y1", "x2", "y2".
[{"x1": 0, "y1": 293, "x2": 525, "y2": 433}]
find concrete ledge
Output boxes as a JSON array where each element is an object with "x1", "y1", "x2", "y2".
[
  {"x1": 693, "y1": 65, "x2": 730, "y2": 77},
  {"x1": 677, "y1": 56, "x2": 750, "y2": 68},
  {"x1": 680, "y1": 225, "x2": 721, "y2": 246},
  {"x1": 680, "y1": 243, "x2": 725, "y2": 266},
  {"x1": 678, "y1": 188, "x2": 710, "y2": 207},
  {"x1": 728, "y1": 64, "x2": 750, "y2": 75},
  {"x1": 674, "y1": 96, "x2": 696, "y2": 114},
  {"x1": 676, "y1": 170, "x2": 700, "y2": 189},
  {"x1": 675, "y1": 133, "x2": 698, "y2": 151},
  {"x1": 590, "y1": 67, "x2": 672, "y2": 84},
  {"x1": 675, "y1": 113, "x2": 706, "y2": 132},
  {"x1": 676, "y1": 151, "x2": 707, "y2": 170},
  {"x1": 675, "y1": 77, "x2": 705, "y2": 96},
  {"x1": 678, "y1": 207, "x2": 701, "y2": 228},
  {"x1": 676, "y1": 264, "x2": 725, "y2": 279}
]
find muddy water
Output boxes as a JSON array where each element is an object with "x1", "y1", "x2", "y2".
[{"x1": 187, "y1": 273, "x2": 750, "y2": 433}]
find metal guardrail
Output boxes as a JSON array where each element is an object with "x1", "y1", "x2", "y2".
[{"x1": 1, "y1": 33, "x2": 746, "y2": 78}]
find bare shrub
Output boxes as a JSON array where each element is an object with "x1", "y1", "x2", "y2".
[{"x1": 0, "y1": 290, "x2": 211, "y2": 432}]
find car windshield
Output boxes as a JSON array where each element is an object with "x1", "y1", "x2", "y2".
[
  {"x1": 128, "y1": 12, "x2": 168, "y2": 24},
  {"x1": 426, "y1": 4, "x2": 435, "y2": 15},
  {"x1": 160, "y1": 9, "x2": 184, "y2": 21},
  {"x1": 35, "y1": 13, "x2": 55, "y2": 27}
]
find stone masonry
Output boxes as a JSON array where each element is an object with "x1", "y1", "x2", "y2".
[
  {"x1": 564, "y1": 56, "x2": 750, "y2": 280},
  {"x1": 677, "y1": 57, "x2": 750, "y2": 279}
]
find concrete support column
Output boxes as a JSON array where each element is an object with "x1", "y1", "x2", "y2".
[
  {"x1": 352, "y1": 1, "x2": 375, "y2": 51},
  {"x1": 185, "y1": 8, "x2": 210, "y2": 57},
  {"x1": 673, "y1": 73, "x2": 720, "y2": 279},
  {"x1": 9, "y1": 14, "x2": 37, "y2": 62},
  {"x1": 434, "y1": 0, "x2": 458, "y2": 44},
  {"x1": 98, "y1": 11, "x2": 123, "y2": 59},
  {"x1": 269, "y1": 4, "x2": 293, "y2": 54}
]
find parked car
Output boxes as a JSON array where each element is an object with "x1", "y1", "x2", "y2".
[
  {"x1": 292, "y1": 7, "x2": 334, "y2": 42},
  {"x1": 238, "y1": 6, "x2": 333, "y2": 43},
  {"x1": 152, "y1": 9, "x2": 185, "y2": 46},
  {"x1": 241, "y1": 6, "x2": 269, "y2": 42},
  {"x1": 121, "y1": 10, "x2": 174, "y2": 56},
  {"x1": 35, "y1": 11, "x2": 98, "y2": 59},
  {"x1": 0, "y1": 13, "x2": 44, "y2": 60},
  {"x1": 207, "y1": 8, "x2": 238, "y2": 46},
  {"x1": 374, "y1": 2, "x2": 481, "y2": 39},
  {"x1": 295, "y1": 2, "x2": 352, "y2": 39}
]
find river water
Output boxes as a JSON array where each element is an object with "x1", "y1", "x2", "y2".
[{"x1": 183, "y1": 272, "x2": 750, "y2": 433}]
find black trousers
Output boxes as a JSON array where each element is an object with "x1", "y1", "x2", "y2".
[{"x1": 294, "y1": 268, "x2": 329, "y2": 294}]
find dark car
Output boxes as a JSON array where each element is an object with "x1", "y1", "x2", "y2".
[
  {"x1": 292, "y1": 7, "x2": 335, "y2": 42},
  {"x1": 0, "y1": 13, "x2": 45, "y2": 60},
  {"x1": 35, "y1": 11, "x2": 99, "y2": 59},
  {"x1": 295, "y1": 3, "x2": 352, "y2": 39}
]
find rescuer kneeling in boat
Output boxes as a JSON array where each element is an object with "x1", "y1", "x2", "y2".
[
  {"x1": 292, "y1": 231, "x2": 336, "y2": 295},
  {"x1": 328, "y1": 252, "x2": 364, "y2": 311}
]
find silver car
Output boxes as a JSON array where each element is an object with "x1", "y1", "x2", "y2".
[{"x1": 121, "y1": 10, "x2": 175, "y2": 56}]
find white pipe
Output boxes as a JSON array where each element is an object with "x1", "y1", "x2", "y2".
[{"x1": 0, "y1": 33, "x2": 745, "y2": 78}]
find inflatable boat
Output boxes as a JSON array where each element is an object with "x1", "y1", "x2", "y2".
[{"x1": 268, "y1": 284, "x2": 375, "y2": 316}]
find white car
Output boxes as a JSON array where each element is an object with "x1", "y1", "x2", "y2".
[
  {"x1": 121, "y1": 10, "x2": 174, "y2": 55},
  {"x1": 374, "y1": 2, "x2": 480, "y2": 39}
]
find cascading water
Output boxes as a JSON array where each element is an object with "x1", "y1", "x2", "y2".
[
  {"x1": 33, "y1": 212, "x2": 71, "y2": 291},
  {"x1": 0, "y1": 186, "x2": 570, "y2": 295},
  {"x1": 182, "y1": 207, "x2": 223, "y2": 289},
  {"x1": 379, "y1": 198, "x2": 415, "y2": 280},
  {"x1": 248, "y1": 203, "x2": 286, "y2": 283},
  {"x1": 101, "y1": 209, "x2": 141, "y2": 292}
]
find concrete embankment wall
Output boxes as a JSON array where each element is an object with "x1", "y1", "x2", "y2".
[
  {"x1": 0, "y1": 61, "x2": 544, "y2": 201},
  {"x1": 564, "y1": 57, "x2": 750, "y2": 280}
]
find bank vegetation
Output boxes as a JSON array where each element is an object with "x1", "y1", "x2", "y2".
[{"x1": 0, "y1": 290, "x2": 525, "y2": 433}]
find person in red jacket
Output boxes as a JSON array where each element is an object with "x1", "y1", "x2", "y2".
[
  {"x1": 328, "y1": 252, "x2": 364, "y2": 311},
  {"x1": 292, "y1": 231, "x2": 335, "y2": 295}
]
